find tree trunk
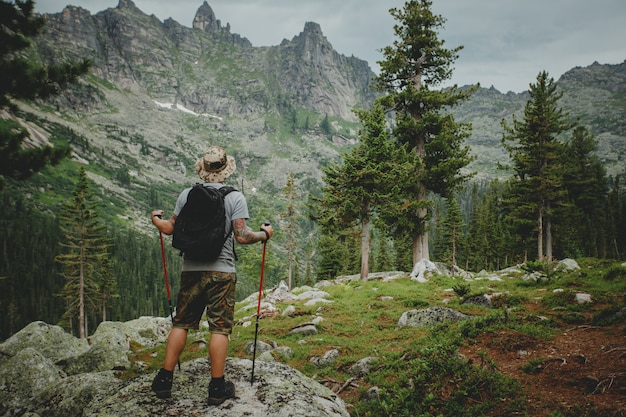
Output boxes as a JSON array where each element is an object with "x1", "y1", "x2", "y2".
[
  {"x1": 546, "y1": 203, "x2": 553, "y2": 262},
  {"x1": 537, "y1": 206, "x2": 544, "y2": 261},
  {"x1": 360, "y1": 209, "x2": 371, "y2": 280},
  {"x1": 79, "y1": 240, "x2": 85, "y2": 339},
  {"x1": 413, "y1": 229, "x2": 430, "y2": 264}
]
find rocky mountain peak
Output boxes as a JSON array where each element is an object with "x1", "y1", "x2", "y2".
[
  {"x1": 294, "y1": 21, "x2": 333, "y2": 53},
  {"x1": 116, "y1": 0, "x2": 140, "y2": 12},
  {"x1": 193, "y1": 1, "x2": 230, "y2": 33}
]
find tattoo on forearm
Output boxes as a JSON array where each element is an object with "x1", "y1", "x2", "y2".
[{"x1": 233, "y1": 219, "x2": 258, "y2": 244}]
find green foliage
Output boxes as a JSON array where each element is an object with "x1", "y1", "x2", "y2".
[
  {"x1": 56, "y1": 167, "x2": 112, "y2": 338},
  {"x1": 372, "y1": 0, "x2": 477, "y2": 263},
  {"x1": 0, "y1": 0, "x2": 90, "y2": 188},
  {"x1": 451, "y1": 282, "x2": 471, "y2": 297},
  {"x1": 501, "y1": 71, "x2": 575, "y2": 261},
  {"x1": 356, "y1": 327, "x2": 525, "y2": 417}
]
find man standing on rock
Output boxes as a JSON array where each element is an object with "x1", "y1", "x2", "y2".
[{"x1": 149, "y1": 146, "x2": 273, "y2": 405}]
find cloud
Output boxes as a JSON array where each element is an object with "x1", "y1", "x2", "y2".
[{"x1": 34, "y1": 0, "x2": 626, "y2": 93}]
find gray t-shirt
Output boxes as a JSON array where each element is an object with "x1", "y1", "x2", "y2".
[{"x1": 174, "y1": 182, "x2": 249, "y2": 273}]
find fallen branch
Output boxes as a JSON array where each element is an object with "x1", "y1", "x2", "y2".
[{"x1": 336, "y1": 377, "x2": 358, "y2": 394}]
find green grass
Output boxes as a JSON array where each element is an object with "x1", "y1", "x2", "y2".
[{"x1": 129, "y1": 258, "x2": 626, "y2": 416}]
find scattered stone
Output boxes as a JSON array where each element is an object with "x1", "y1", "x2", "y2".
[
  {"x1": 289, "y1": 322, "x2": 318, "y2": 336},
  {"x1": 244, "y1": 340, "x2": 273, "y2": 355},
  {"x1": 348, "y1": 357, "x2": 378, "y2": 377},
  {"x1": 555, "y1": 258, "x2": 581, "y2": 272},
  {"x1": 282, "y1": 305, "x2": 297, "y2": 317},
  {"x1": 462, "y1": 294, "x2": 493, "y2": 308},
  {"x1": 311, "y1": 349, "x2": 340, "y2": 367},
  {"x1": 398, "y1": 306, "x2": 471, "y2": 328},
  {"x1": 575, "y1": 293, "x2": 592, "y2": 304}
]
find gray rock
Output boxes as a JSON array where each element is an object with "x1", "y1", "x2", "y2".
[
  {"x1": 79, "y1": 358, "x2": 349, "y2": 417},
  {"x1": 289, "y1": 322, "x2": 318, "y2": 336},
  {"x1": 310, "y1": 349, "x2": 340, "y2": 367},
  {"x1": 410, "y1": 260, "x2": 440, "y2": 282},
  {"x1": 282, "y1": 305, "x2": 297, "y2": 317},
  {"x1": 348, "y1": 356, "x2": 378, "y2": 377},
  {"x1": 0, "y1": 325, "x2": 350, "y2": 417},
  {"x1": 398, "y1": 306, "x2": 471, "y2": 328},
  {"x1": 0, "y1": 347, "x2": 66, "y2": 413},
  {"x1": 244, "y1": 340, "x2": 273, "y2": 355},
  {"x1": 30, "y1": 371, "x2": 121, "y2": 417},
  {"x1": 555, "y1": 258, "x2": 581, "y2": 272},
  {"x1": 575, "y1": 293, "x2": 592, "y2": 304},
  {"x1": 462, "y1": 294, "x2": 493, "y2": 308},
  {"x1": 0, "y1": 321, "x2": 89, "y2": 364}
]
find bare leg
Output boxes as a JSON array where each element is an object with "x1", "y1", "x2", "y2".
[
  {"x1": 209, "y1": 333, "x2": 229, "y2": 377},
  {"x1": 163, "y1": 327, "x2": 188, "y2": 371}
]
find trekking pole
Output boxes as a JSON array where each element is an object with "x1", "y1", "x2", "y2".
[
  {"x1": 251, "y1": 223, "x2": 270, "y2": 386},
  {"x1": 158, "y1": 225, "x2": 180, "y2": 370}
]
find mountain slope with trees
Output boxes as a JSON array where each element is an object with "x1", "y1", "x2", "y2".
[{"x1": 0, "y1": 0, "x2": 624, "y2": 341}]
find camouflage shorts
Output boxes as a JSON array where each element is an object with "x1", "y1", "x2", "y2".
[{"x1": 173, "y1": 271, "x2": 237, "y2": 335}]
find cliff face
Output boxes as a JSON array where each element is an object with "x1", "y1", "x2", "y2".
[{"x1": 38, "y1": 0, "x2": 375, "y2": 121}]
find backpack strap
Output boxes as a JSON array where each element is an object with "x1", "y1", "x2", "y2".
[{"x1": 218, "y1": 185, "x2": 238, "y2": 261}]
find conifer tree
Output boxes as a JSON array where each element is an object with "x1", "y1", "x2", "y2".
[
  {"x1": 501, "y1": 71, "x2": 572, "y2": 262},
  {"x1": 440, "y1": 195, "x2": 464, "y2": 267},
  {"x1": 316, "y1": 100, "x2": 403, "y2": 279},
  {"x1": 56, "y1": 167, "x2": 111, "y2": 338},
  {"x1": 559, "y1": 126, "x2": 608, "y2": 257},
  {"x1": 0, "y1": 0, "x2": 90, "y2": 188},
  {"x1": 373, "y1": 0, "x2": 476, "y2": 265}
]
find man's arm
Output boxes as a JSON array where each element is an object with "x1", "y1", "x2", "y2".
[
  {"x1": 151, "y1": 210, "x2": 176, "y2": 235},
  {"x1": 232, "y1": 218, "x2": 273, "y2": 244}
]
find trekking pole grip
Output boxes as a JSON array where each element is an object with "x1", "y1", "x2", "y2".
[{"x1": 261, "y1": 222, "x2": 271, "y2": 241}]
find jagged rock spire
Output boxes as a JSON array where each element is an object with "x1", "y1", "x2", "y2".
[
  {"x1": 116, "y1": 0, "x2": 139, "y2": 11},
  {"x1": 193, "y1": 1, "x2": 225, "y2": 32}
]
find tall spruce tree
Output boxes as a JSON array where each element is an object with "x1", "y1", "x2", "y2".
[
  {"x1": 56, "y1": 167, "x2": 111, "y2": 338},
  {"x1": 373, "y1": 0, "x2": 476, "y2": 265},
  {"x1": 501, "y1": 71, "x2": 572, "y2": 262},
  {"x1": 316, "y1": 101, "x2": 404, "y2": 279},
  {"x1": 440, "y1": 195, "x2": 464, "y2": 267},
  {"x1": 560, "y1": 126, "x2": 608, "y2": 257}
]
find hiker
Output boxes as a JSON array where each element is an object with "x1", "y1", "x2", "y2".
[{"x1": 149, "y1": 145, "x2": 273, "y2": 405}]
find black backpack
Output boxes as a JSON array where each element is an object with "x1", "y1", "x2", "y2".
[{"x1": 172, "y1": 184, "x2": 236, "y2": 261}]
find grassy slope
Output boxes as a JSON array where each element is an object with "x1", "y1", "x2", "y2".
[{"x1": 129, "y1": 258, "x2": 626, "y2": 416}]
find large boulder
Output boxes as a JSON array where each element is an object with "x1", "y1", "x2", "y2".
[
  {"x1": 75, "y1": 358, "x2": 349, "y2": 417},
  {"x1": 0, "y1": 321, "x2": 89, "y2": 364},
  {"x1": 398, "y1": 306, "x2": 471, "y2": 328},
  {"x1": 0, "y1": 347, "x2": 66, "y2": 413},
  {"x1": 0, "y1": 320, "x2": 350, "y2": 417}
]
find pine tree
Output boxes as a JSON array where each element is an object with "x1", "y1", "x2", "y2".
[
  {"x1": 316, "y1": 100, "x2": 402, "y2": 279},
  {"x1": 440, "y1": 195, "x2": 464, "y2": 266},
  {"x1": 559, "y1": 126, "x2": 609, "y2": 257},
  {"x1": 56, "y1": 167, "x2": 111, "y2": 338},
  {"x1": 373, "y1": 0, "x2": 476, "y2": 266},
  {"x1": 501, "y1": 71, "x2": 572, "y2": 262},
  {"x1": 0, "y1": 0, "x2": 90, "y2": 188}
]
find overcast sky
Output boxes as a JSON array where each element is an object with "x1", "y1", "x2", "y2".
[{"x1": 35, "y1": 0, "x2": 625, "y2": 93}]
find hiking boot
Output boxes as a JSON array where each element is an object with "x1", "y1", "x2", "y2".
[
  {"x1": 151, "y1": 368, "x2": 173, "y2": 399},
  {"x1": 207, "y1": 380, "x2": 235, "y2": 405}
]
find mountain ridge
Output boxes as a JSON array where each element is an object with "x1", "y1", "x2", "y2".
[{"x1": 13, "y1": 1, "x2": 626, "y2": 227}]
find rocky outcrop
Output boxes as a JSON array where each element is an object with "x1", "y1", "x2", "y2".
[{"x1": 0, "y1": 318, "x2": 349, "y2": 417}]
